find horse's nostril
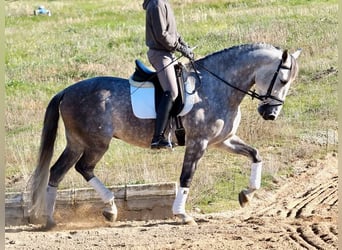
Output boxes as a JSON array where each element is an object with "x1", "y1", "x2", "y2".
[
  {"x1": 268, "y1": 115, "x2": 276, "y2": 120},
  {"x1": 262, "y1": 113, "x2": 276, "y2": 120}
]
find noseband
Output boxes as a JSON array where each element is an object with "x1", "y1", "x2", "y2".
[{"x1": 192, "y1": 55, "x2": 293, "y2": 105}]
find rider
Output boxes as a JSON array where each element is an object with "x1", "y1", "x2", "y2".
[{"x1": 143, "y1": 0, "x2": 194, "y2": 149}]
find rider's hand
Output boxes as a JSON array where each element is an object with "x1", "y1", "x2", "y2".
[
  {"x1": 178, "y1": 36, "x2": 188, "y2": 48},
  {"x1": 177, "y1": 44, "x2": 194, "y2": 60}
]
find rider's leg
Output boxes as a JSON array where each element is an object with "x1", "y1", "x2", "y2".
[
  {"x1": 147, "y1": 49, "x2": 178, "y2": 149},
  {"x1": 151, "y1": 91, "x2": 174, "y2": 149}
]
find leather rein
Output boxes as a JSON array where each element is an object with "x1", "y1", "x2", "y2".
[{"x1": 190, "y1": 56, "x2": 293, "y2": 104}]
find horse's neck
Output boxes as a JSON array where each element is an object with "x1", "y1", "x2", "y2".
[
  {"x1": 198, "y1": 56, "x2": 256, "y2": 94},
  {"x1": 189, "y1": 70, "x2": 247, "y2": 112},
  {"x1": 189, "y1": 46, "x2": 281, "y2": 109}
]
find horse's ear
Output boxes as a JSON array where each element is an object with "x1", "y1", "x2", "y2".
[
  {"x1": 291, "y1": 49, "x2": 302, "y2": 60},
  {"x1": 282, "y1": 50, "x2": 289, "y2": 63}
]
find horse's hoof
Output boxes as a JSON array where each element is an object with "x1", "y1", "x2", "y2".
[
  {"x1": 175, "y1": 214, "x2": 197, "y2": 226},
  {"x1": 238, "y1": 190, "x2": 249, "y2": 207},
  {"x1": 239, "y1": 189, "x2": 256, "y2": 207},
  {"x1": 44, "y1": 218, "x2": 57, "y2": 230},
  {"x1": 102, "y1": 210, "x2": 117, "y2": 222}
]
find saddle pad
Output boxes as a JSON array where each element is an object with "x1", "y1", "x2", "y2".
[{"x1": 129, "y1": 76, "x2": 195, "y2": 119}]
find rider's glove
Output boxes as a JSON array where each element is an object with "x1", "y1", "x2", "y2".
[
  {"x1": 178, "y1": 36, "x2": 188, "y2": 48},
  {"x1": 176, "y1": 44, "x2": 194, "y2": 60}
]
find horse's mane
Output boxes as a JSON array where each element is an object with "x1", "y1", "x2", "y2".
[{"x1": 197, "y1": 43, "x2": 280, "y2": 63}]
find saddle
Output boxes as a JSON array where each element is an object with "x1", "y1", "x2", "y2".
[
  {"x1": 132, "y1": 60, "x2": 186, "y2": 116},
  {"x1": 131, "y1": 59, "x2": 186, "y2": 146}
]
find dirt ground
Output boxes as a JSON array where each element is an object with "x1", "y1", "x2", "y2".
[{"x1": 5, "y1": 153, "x2": 338, "y2": 250}]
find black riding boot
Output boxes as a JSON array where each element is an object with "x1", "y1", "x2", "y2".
[{"x1": 151, "y1": 91, "x2": 174, "y2": 149}]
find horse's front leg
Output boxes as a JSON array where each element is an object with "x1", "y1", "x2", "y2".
[
  {"x1": 215, "y1": 135, "x2": 262, "y2": 207},
  {"x1": 173, "y1": 139, "x2": 208, "y2": 225}
]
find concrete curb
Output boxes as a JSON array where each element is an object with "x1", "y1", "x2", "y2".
[{"x1": 5, "y1": 182, "x2": 177, "y2": 226}]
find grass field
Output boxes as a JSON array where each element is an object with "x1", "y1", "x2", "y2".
[{"x1": 5, "y1": 0, "x2": 338, "y2": 212}]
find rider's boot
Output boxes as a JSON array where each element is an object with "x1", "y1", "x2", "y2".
[{"x1": 151, "y1": 91, "x2": 174, "y2": 149}]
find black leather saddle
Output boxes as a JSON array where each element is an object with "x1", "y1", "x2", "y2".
[{"x1": 131, "y1": 59, "x2": 185, "y2": 117}]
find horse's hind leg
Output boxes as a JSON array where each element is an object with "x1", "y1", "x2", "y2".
[
  {"x1": 45, "y1": 146, "x2": 82, "y2": 228},
  {"x1": 74, "y1": 145, "x2": 117, "y2": 222},
  {"x1": 215, "y1": 135, "x2": 262, "y2": 207}
]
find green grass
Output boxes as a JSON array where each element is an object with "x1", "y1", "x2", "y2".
[{"x1": 5, "y1": 0, "x2": 338, "y2": 212}]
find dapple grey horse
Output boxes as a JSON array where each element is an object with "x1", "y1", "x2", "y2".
[{"x1": 29, "y1": 43, "x2": 301, "y2": 228}]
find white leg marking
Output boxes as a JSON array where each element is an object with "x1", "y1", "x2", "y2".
[
  {"x1": 172, "y1": 187, "x2": 189, "y2": 215},
  {"x1": 249, "y1": 162, "x2": 262, "y2": 190},
  {"x1": 88, "y1": 177, "x2": 114, "y2": 203},
  {"x1": 88, "y1": 177, "x2": 117, "y2": 221},
  {"x1": 46, "y1": 185, "x2": 57, "y2": 219}
]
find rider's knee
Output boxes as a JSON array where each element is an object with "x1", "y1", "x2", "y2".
[{"x1": 163, "y1": 88, "x2": 177, "y2": 101}]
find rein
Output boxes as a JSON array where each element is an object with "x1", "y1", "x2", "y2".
[
  {"x1": 191, "y1": 58, "x2": 292, "y2": 104},
  {"x1": 131, "y1": 50, "x2": 291, "y2": 105}
]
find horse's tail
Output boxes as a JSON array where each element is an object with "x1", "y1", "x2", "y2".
[{"x1": 29, "y1": 91, "x2": 64, "y2": 218}]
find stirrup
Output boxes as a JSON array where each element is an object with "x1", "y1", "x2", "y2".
[{"x1": 151, "y1": 137, "x2": 172, "y2": 149}]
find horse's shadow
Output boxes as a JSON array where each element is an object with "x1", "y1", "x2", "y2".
[
  {"x1": 5, "y1": 225, "x2": 49, "y2": 233},
  {"x1": 143, "y1": 218, "x2": 210, "y2": 227},
  {"x1": 5, "y1": 218, "x2": 210, "y2": 233}
]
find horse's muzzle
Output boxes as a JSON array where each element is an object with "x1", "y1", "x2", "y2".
[{"x1": 258, "y1": 103, "x2": 281, "y2": 120}]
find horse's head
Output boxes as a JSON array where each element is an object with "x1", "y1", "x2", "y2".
[{"x1": 254, "y1": 49, "x2": 302, "y2": 120}]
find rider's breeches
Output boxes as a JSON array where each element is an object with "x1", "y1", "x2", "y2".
[{"x1": 147, "y1": 49, "x2": 178, "y2": 101}]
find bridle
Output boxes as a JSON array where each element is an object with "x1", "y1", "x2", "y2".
[
  {"x1": 191, "y1": 55, "x2": 293, "y2": 105},
  {"x1": 257, "y1": 58, "x2": 293, "y2": 104}
]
